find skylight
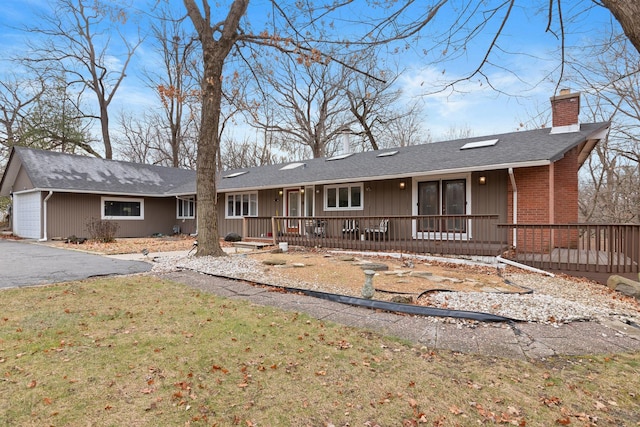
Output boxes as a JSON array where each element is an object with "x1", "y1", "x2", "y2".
[
  {"x1": 223, "y1": 171, "x2": 248, "y2": 178},
  {"x1": 377, "y1": 150, "x2": 398, "y2": 157},
  {"x1": 326, "y1": 153, "x2": 354, "y2": 161},
  {"x1": 280, "y1": 162, "x2": 306, "y2": 170},
  {"x1": 460, "y1": 139, "x2": 499, "y2": 150}
]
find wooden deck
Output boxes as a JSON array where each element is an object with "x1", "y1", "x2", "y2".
[{"x1": 241, "y1": 217, "x2": 640, "y2": 284}]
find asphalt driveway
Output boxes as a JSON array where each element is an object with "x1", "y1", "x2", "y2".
[{"x1": 0, "y1": 240, "x2": 151, "y2": 288}]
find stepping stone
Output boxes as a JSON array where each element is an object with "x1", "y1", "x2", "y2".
[
  {"x1": 262, "y1": 259, "x2": 287, "y2": 266},
  {"x1": 409, "y1": 271, "x2": 433, "y2": 279}
]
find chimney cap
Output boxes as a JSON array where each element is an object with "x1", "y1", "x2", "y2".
[{"x1": 559, "y1": 88, "x2": 571, "y2": 95}]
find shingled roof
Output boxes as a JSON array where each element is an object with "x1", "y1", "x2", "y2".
[
  {"x1": 0, "y1": 147, "x2": 196, "y2": 197},
  {"x1": 217, "y1": 122, "x2": 610, "y2": 192},
  {"x1": 1, "y1": 121, "x2": 609, "y2": 197}
]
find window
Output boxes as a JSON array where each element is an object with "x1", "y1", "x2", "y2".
[
  {"x1": 226, "y1": 192, "x2": 258, "y2": 218},
  {"x1": 177, "y1": 197, "x2": 195, "y2": 219},
  {"x1": 101, "y1": 197, "x2": 144, "y2": 220},
  {"x1": 324, "y1": 184, "x2": 363, "y2": 210}
]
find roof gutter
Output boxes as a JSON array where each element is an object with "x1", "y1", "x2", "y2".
[
  {"x1": 508, "y1": 168, "x2": 517, "y2": 247},
  {"x1": 38, "y1": 191, "x2": 53, "y2": 242}
]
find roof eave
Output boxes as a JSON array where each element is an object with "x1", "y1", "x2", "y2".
[
  {"x1": 217, "y1": 159, "x2": 552, "y2": 192},
  {"x1": 11, "y1": 187, "x2": 188, "y2": 198}
]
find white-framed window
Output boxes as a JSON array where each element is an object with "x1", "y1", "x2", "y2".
[
  {"x1": 324, "y1": 183, "x2": 363, "y2": 211},
  {"x1": 177, "y1": 197, "x2": 195, "y2": 219},
  {"x1": 226, "y1": 192, "x2": 258, "y2": 218},
  {"x1": 101, "y1": 197, "x2": 144, "y2": 220}
]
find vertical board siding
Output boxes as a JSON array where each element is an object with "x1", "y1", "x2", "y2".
[
  {"x1": 471, "y1": 170, "x2": 508, "y2": 242},
  {"x1": 48, "y1": 194, "x2": 186, "y2": 238}
]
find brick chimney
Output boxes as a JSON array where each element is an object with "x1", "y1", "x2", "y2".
[{"x1": 550, "y1": 89, "x2": 580, "y2": 133}]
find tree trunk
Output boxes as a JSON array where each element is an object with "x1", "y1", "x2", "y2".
[
  {"x1": 195, "y1": 47, "x2": 226, "y2": 257},
  {"x1": 602, "y1": 0, "x2": 640, "y2": 55},
  {"x1": 100, "y1": 102, "x2": 112, "y2": 159},
  {"x1": 184, "y1": 0, "x2": 249, "y2": 256}
]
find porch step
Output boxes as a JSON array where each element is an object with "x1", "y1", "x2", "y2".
[{"x1": 233, "y1": 241, "x2": 272, "y2": 250}]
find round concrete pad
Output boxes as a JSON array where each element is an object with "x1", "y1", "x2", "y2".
[{"x1": 0, "y1": 240, "x2": 151, "y2": 288}]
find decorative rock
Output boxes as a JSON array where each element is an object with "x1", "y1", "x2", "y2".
[
  {"x1": 409, "y1": 271, "x2": 433, "y2": 279},
  {"x1": 338, "y1": 256, "x2": 355, "y2": 262},
  {"x1": 292, "y1": 263, "x2": 306, "y2": 268},
  {"x1": 390, "y1": 295, "x2": 414, "y2": 304},
  {"x1": 358, "y1": 262, "x2": 388, "y2": 271},
  {"x1": 362, "y1": 270, "x2": 376, "y2": 299},
  {"x1": 607, "y1": 275, "x2": 640, "y2": 299},
  {"x1": 224, "y1": 232, "x2": 242, "y2": 242},
  {"x1": 383, "y1": 270, "x2": 410, "y2": 276},
  {"x1": 262, "y1": 259, "x2": 287, "y2": 266}
]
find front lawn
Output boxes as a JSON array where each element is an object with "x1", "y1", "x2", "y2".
[{"x1": 1, "y1": 275, "x2": 639, "y2": 426}]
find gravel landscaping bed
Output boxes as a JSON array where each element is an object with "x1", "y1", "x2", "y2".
[{"x1": 151, "y1": 250, "x2": 640, "y2": 326}]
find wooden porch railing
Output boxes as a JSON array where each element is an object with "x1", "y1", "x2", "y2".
[
  {"x1": 243, "y1": 215, "x2": 507, "y2": 257},
  {"x1": 497, "y1": 223, "x2": 640, "y2": 275},
  {"x1": 241, "y1": 217, "x2": 640, "y2": 280}
]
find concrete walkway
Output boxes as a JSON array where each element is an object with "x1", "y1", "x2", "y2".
[{"x1": 160, "y1": 270, "x2": 640, "y2": 361}]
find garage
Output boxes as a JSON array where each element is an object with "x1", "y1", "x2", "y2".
[{"x1": 13, "y1": 191, "x2": 41, "y2": 239}]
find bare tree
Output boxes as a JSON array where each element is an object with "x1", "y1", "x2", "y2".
[
  {"x1": 142, "y1": 8, "x2": 200, "y2": 168},
  {"x1": 19, "y1": 76, "x2": 99, "y2": 157},
  {"x1": 23, "y1": 0, "x2": 142, "y2": 159},
  {"x1": 378, "y1": 109, "x2": 430, "y2": 148},
  {"x1": 568, "y1": 33, "x2": 640, "y2": 223},
  {"x1": 344, "y1": 54, "x2": 422, "y2": 150},
  {"x1": 220, "y1": 133, "x2": 286, "y2": 170},
  {"x1": 0, "y1": 71, "x2": 99, "y2": 158},
  {"x1": 0, "y1": 75, "x2": 45, "y2": 158},
  {"x1": 248, "y1": 51, "x2": 354, "y2": 159}
]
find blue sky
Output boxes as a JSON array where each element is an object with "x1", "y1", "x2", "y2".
[{"x1": 0, "y1": 0, "x2": 620, "y2": 146}]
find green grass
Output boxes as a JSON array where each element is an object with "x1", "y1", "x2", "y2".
[{"x1": 1, "y1": 275, "x2": 639, "y2": 426}]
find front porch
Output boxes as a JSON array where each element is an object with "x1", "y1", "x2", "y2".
[{"x1": 240, "y1": 216, "x2": 640, "y2": 283}]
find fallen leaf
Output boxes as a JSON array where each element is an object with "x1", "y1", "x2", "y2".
[
  {"x1": 594, "y1": 400, "x2": 607, "y2": 411},
  {"x1": 449, "y1": 404, "x2": 463, "y2": 415},
  {"x1": 27, "y1": 380, "x2": 36, "y2": 388}
]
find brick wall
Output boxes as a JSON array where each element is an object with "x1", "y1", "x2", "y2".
[
  {"x1": 506, "y1": 147, "x2": 580, "y2": 249},
  {"x1": 553, "y1": 147, "x2": 579, "y2": 224},
  {"x1": 507, "y1": 166, "x2": 550, "y2": 250}
]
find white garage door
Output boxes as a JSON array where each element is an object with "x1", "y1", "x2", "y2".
[{"x1": 14, "y1": 192, "x2": 42, "y2": 239}]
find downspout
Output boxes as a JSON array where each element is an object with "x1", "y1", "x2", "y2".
[
  {"x1": 508, "y1": 168, "x2": 517, "y2": 248},
  {"x1": 39, "y1": 191, "x2": 53, "y2": 242}
]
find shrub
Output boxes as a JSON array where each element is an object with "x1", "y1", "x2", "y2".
[{"x1": 86, "y1": 217, "x2": 119, "y2": 243}]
